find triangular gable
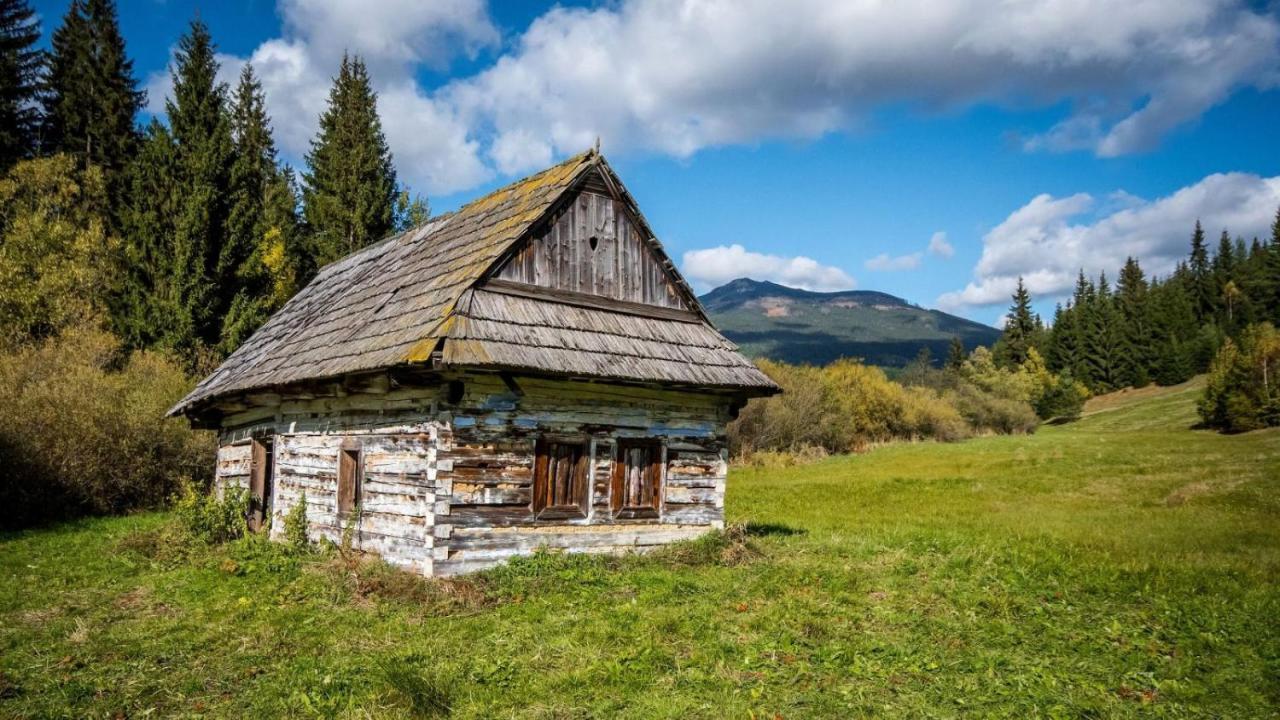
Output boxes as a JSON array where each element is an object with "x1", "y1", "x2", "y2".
[{"x1": 486, "y1": 164, "x2": 702, "y2": 314}]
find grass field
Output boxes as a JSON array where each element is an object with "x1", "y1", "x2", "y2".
[{"x1": 2, "y1": 379, "x2": 1278, "y2": 718}]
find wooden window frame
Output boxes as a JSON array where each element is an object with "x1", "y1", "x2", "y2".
[
  {"x1": 337, "y1": 445, "x2": 362, "y2": 521},
  {"x1": 531, "y1": 436, "x2": 590, "y2": 520},
  {"x1": 611, "y1": 439, "x2": 663, "y2": 520}
]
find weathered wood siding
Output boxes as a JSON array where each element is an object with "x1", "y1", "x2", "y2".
[
  {"x1": 214, "y1": 372, "x2": 733, "y2": 577},
  {"x1": 214, "y1": 442, "x2": 252, "y2": 495},
  {"x1": 496, "y1": 190, "x2": 688, "y2": 309},
  {"x1": 433, "y1": 373, "x2": 730, "y2": 576},
  {"x1": 219, "y1": 415, "x2": 442, "y2": 575}
]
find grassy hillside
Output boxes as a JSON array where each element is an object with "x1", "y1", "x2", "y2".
[
  {"x1": 700, "y1": 278, "x2": 1001, "y2": 366},
  {"x1": 2, "y1": 381, "x2": 1277, "y2": 718}
]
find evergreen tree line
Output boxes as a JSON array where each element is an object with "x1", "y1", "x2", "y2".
[
  {"x1": 0, "y1": 0, "x2": 427, "y2": 364},
  {"x1": 992, "y1": 213, "x2": 1280, "y2": 428}
]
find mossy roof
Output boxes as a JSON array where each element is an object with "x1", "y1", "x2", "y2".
[{"x1": 172, "y1": 150, "x2": 776, "y2": 418}]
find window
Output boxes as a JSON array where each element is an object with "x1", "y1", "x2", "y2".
[
  {"x1": 532, "y1": 437, "x2": 589, "y2": 519},
  {"x1": 612, "y1": 439, "x2": 662, "y2": 519},
  {"x1": 337, "y1": 446, "x2": 361, "y2": 519}
]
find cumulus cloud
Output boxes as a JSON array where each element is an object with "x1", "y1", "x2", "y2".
[
  {"x1": 928, "y1": 231, "x2": 955, "y2": 258},
  {"x1": 144, "y1": 0, "x2": 1280, "y2": 194},
  {"x1": 681, "y1": 244, "x2": 855, "y2": 292},
  {"x1": 450, "y1": 0, "x2": 1280, "y2": 175},
  {"x1": 937, "y1": 172, "x2": 1280, "y2": 311},
  {"x1": 145, "y1": 0, "x2": 494, "y2": 195},
  {"x1": 865, "y1": 252, "x2": 924, "y2": 271}
]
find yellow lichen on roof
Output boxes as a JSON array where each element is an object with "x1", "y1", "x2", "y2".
[{"x1": 171, "y1": 150, "x2": 596, "y2": 415}]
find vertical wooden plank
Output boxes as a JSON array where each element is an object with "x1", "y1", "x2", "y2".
[
  {"x1": 248, "y1": 438, "x2": 267, "y2": 531},
  {"x1": 619, "y1": 219, "x2": 631, "y2": 301}
]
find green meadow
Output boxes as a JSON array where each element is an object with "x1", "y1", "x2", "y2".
[{"x1": 2, "y1": 379, "x2": 1277, "y2": 718}]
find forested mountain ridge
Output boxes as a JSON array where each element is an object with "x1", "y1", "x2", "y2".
[{"x1": 700, "y1": 278, "x2": 1001, "y2": 367}]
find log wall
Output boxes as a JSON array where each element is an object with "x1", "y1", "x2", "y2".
[
  {"x1": 215, "y1": 442, "x2": 251, "y2": 494},
  {"x1": 215, "y1": 372, "x2": 732, "y2": 576},
  {"x1": 432, "y1": 374, "x2": 729, "y2": 576},
  {"x1": 216, "y1": 416, "x2": 443, "y2": 575}
]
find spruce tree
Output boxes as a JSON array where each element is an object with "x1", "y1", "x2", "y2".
[
  {"x1": 1066, "y1": 271, "x2": 1094, "y2": 385},
  {"x1": 303, "y1": 53, "x2": 397, "y2": 267},
  {"x1": 1211, "y1": 229, "x2": 1236, "y2": 321},
  {"x1": 1267, "y1": 207, "x2": 1280, "y2": 324},
  {"x1": 0, "y1": 0, "x2": 41, "y2": 170},
  {"x1": 1148, "y1": 275, "x2": 1197, "y2": 385},
  {"x1": 945, "y1": 335, "x2": 966, "y2": 371},
  {"x1": 1115, "y1": 257, "x2": 1153, "y2": 387},
  {"x1": 1084, "y1": 272, "x2": 1123, "y2": 392},
  {"x1": 1188, "y1": 220, "x2": 1214, "y2": 321},
  {"x1": 998, "y1": 276, "x2": 1038, "y2": 367},
  {"x1": 1044, "y1": 301, "x2": 1075, "y2": 368},
  {"x1": 163, "y1": 19, "x2": 235, "y2": 355},
  {"x1": 113, "y1": 119, "x2": 178, "y2": 348},
  {"x1": 219, "y1": 63, "x2": 301, "y2": 353},
  {"x1": 41, "y1": 0, "x2": 144, "y2": 210}
]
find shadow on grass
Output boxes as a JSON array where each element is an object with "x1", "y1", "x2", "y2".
[{"x1": 743, "y1": 521, "x2": 806, "y2": 538}]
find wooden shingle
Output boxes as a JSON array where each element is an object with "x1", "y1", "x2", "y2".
[{"x1": 172, "y1": 150, "x2": 777, "y2": 418}]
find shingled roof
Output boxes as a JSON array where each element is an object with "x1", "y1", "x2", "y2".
[{"x1": 172, "y1": 149, "x2": 777, "y2": 418}]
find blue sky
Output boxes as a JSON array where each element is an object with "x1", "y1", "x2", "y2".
[{"x1": 29, "y1": 0, "x2": 1280, "y2": 326}]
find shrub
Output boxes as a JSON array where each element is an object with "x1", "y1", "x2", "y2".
[
  {"x1": 284, "y1": 492, "x2": 311, "y2": 553},
  {"x1": 1035, "y1": 371, "x2": 1088, "y2": 421},
  {"x1": 729, "y1": 360, "x2": 842, "y2": 455},
  {"x1": 1198, "y1": 323, "x2": 1280, "y2": 432},
  {"x1": 174, "y1": 480, "x2": 249, "y2": 544},
  {"x1": 945, "y1": 383, "x2": 1040, "y2": 434},
  {"x1": 0, "y1": 326, "x2": 215, "y2": 529},
  {"x1": 900, "y1": 386, "x2": 971, "y2": 442},
  {"x1": 729, "y1": 355, "x2": 1039, "y2": 458}
]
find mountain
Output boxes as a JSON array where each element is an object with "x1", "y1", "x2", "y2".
[{"x1": 699, "y1": 278, "x2": 1000, "y2": 367}]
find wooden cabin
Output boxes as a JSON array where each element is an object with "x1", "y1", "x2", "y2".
[{"x1": 170, "y1": 149, "x2": 779, "y2": 576}]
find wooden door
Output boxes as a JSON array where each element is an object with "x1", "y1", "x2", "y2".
[{"x1": 248, "y1": 437, "x2": 272, "y2": 532}]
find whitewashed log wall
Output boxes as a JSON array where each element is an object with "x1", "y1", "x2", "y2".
[
  {"x1": 215, "y1": 373, "x2": 732, "y2": 577},
  {"x1": 432, "y1": 374, "x2": 728, "y2": 576},
  {"x1": 214, "y1": 442, "x2": 251, "y2": 495}
]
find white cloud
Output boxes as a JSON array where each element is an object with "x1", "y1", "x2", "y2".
[
  {"x1": 865, "y1": 252, "x2": 924, "y2": 271},
  {"x1": 144, "y1": 0, "x2": 495, "y2": 195},
  {"x1": 928, "y1": 231, "x2": 955, "y2": 258},
  {"x1": 144, "y1": 0, "x2": 1280, "y2": 195},
  {"x1": 277, "y1": 0, "x2": 497, "y2": 74},
  {"x1": 681, "y1": 244, "x2": 855, "y2": 292},
  {"x1": 865, "y1": 230, "x2": 953, "y2": 271},
  {"x1": 448, "y1": 0, "x2": 1279, "y2": 175},
  {"x1": 937, "y1": 172, "x2": 1280, "y2": 311}
]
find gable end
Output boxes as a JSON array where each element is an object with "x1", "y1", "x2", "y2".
[{"x1": 492, "y1": 171, "x2": 690, "y2": 311}]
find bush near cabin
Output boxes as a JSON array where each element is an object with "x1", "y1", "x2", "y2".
[{"x1": 0, "y1": 326, "x2": 215, "y2": 529}]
